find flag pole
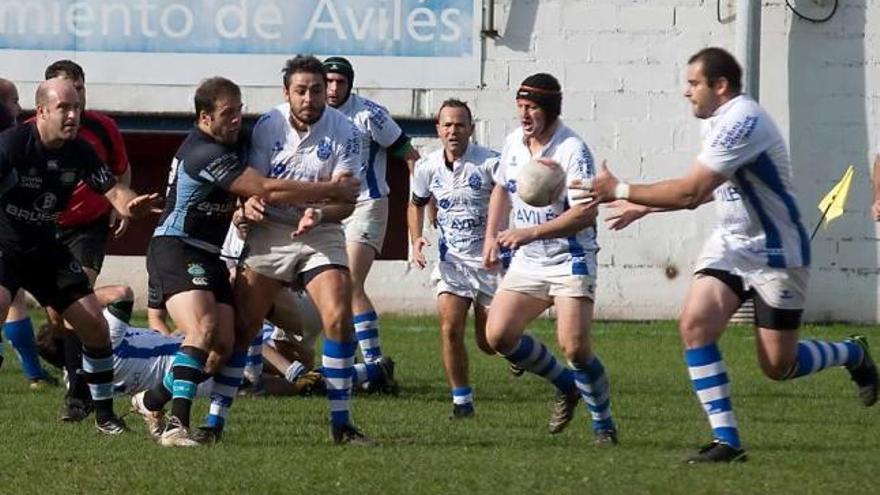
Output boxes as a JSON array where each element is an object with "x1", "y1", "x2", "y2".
[{"x1": 810, "y1": 200, "x2": 835, "y2": 241}]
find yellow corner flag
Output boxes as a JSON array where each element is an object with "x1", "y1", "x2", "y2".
[{"x1": 817, "y1": 164, "x2": 854, "y2": 227}]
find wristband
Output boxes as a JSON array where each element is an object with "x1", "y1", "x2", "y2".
[
  {"x1": 312, "y1": 208, "x2": 324, "y2": 224},
  {"x1": 285, "y1": 361, "x2": 306, "y2": 383},
  {"x1": 614, "y1": 182, "x2": 630, "y2": 200}
]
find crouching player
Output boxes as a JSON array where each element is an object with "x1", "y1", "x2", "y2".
[{"x1": 408, "y1": 99, "x2": 500, "y2": 418}]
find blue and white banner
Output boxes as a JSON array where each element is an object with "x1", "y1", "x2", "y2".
[{"x1": 0, "y1": 0, "x2": 480, "y2": 88}]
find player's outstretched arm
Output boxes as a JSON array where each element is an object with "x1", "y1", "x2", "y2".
[
  {"x1": 229, "y1": 167, "x2": 360, "y2": 205},
  {"x1": 572, "y1": 159, "x2": 723, "y2": 211},
  {"x1": 104, "y1": 184, "x2": 162, "y2": 219}
]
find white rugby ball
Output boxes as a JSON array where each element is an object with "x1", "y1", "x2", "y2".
[{"x1": 516, "y1": 158, "x2": 566, "y2": 207}]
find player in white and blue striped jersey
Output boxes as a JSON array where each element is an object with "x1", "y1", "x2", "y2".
[
  {"x1": 483, "y1": 73, "x2": 618, "y2": 445},
  {"x1": 578, "y1": 47, "x2": 877, "y2": 463},
  {"x1": 324, "y1": 57, "x2": 419, "y2": 372},
  {"x1": 408, "y1": 99, "x2": 500, "y2": 419}
]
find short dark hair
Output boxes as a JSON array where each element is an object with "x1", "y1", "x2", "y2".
[
  {"x1": 688, "y1": 47, "x2": 742, "y2": 94},
  {"x1": 282, "y1": 55, "x2": 326, "y2": 88},
  {"x1": 194, "y1": 77, "x2": 241, "y2": 115},
  {"x1": 45, "y1": 59, "x2": 85, "y2": 82},
  {"x1": 436, "y1": 98, "x2": 473, "y2": 124}
]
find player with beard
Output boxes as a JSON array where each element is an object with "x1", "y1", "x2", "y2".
[
  {"x1": 129, "y1": 76, "x2": 358, "y2": 447},
  {"x1": 231, "y1": 55, "x2": 373, "y2": 445},
  {"x1": 573, "y1": 47, "x2": 877, "y2": 462}
]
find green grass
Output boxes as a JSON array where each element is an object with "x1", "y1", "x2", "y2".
[{"x1": 0, "y1": 315, "x2": 877, "y2": 494}]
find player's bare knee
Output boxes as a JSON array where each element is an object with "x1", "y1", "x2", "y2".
[
  {"x1": 759, "y1": 357, "x2": 795, "y2": 381},
  {"x1": 75, "y1": 316, "x2": 111, "y2": 349}
]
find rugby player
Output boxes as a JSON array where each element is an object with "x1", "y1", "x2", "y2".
[
  {"x1": 0, "y1": 78, "x2": 160, "y2": 434},
  {"x1": 232, "y1": 55, "x2": 373, "y2": 445},
  {"x1": 324, "y1": 56, "x2": 418, "y2": 375},
  {"x1": 408, "y1": 99, "x2": 499, "y2": 418},
  {"x1": 483, "y1": 73, "x2": 618, "y2": 445},
  {"x1": 129, "y1": 76, "x2": 358, "y2": 447},
  {"x1": 574, "y1": 47, "x2": 878, "y2": 462}
]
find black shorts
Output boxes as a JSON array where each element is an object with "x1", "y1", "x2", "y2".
[
  {"x1": 146, "y1": 236, "x2": 233, "y2": 310},
  {"x1": 57, "y1": 214, "x2": 111, "y2": 275},
  {"x1": 0, "y1": 241, "x2": 92, "y2": 312},
  {"x1": 695, "y1": 268, "x2": 802, "y2": 330}
]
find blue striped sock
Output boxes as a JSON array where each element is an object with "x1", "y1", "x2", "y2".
[
  {"x1": 352, "y1": 363, "x2": 369, "y2": 387},
  {"x1": 685, "y1": 343, "x2": 740, "y2": 449},
  {"x1": 504, "y1": 334, "x2": 577, "y2": 394},
  {"x1": 570, "y1": 355, "x2": 615, "y2": 432},
  {"x1": 353, "y1": 311, "x2": 382, "y2": 363},
  {"x1": 245, "y1": 331, "x2": 264, "y2": 381},
  {"x1": 323, "y1": 338, "x2": 356, "y2": 427},
  {"x1": 452, "y1": 386, "x2": 474, "y2": 410},
  {"x1": 3, "y1": 317, "x2": 47, "y2": 380},
  {"x1": 82, "y1": 344, "x2": 116, "y2": 421},
  {"x1": 789, "y1": 339, "x2": 864, "y2": 379},
  {"x1": 170, "y1": 347, "x2": 207, "y2": 427},
  {"x1": 206, "y1": 352, "x2": 246, "y2": 431}
]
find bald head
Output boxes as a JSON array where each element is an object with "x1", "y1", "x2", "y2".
[
  {"x1": 0, "y1": 78, "x2": 21, "y2": 125},
  {"x1": 35, "y1": 78, "x2": 82, "y2": 148}
]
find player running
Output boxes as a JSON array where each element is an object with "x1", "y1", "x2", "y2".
[
  {"x1": 323, "y1": 56, "x2": 419, "y2": 375},
  {"x1": 574, "y1": 47, "x2": 878, "y2": 462},
  {"x1": 483, "y1": 73, "x2": 618, "y2": 445},
  {"x1": 408, "y1": 99, "x2": 499, "y2": 418}
]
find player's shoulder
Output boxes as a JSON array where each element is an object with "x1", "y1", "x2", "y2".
[
  {"x1": 181, "y1": 129, "x2": 237, "y2": 167},
  {"x1": 82, "y1": 110, "x2": 121, "y2": 132},
  {"x1": 416, "y1": 147, "x2": 444, "y2": 171},
  {"x1": 467, "y1": 143, "x2": 501, "y2": 162},
  {"x1": 707, "y1": 95, "x2": 773, "y2": 148},
  {"x1": 252, "y1": 104, "x2": 287, "y2": 133},
  {"x1": 0, "y1": 123, "x2": 32, "y2": 151}
]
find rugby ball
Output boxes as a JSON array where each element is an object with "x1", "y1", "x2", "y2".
[{"x1": 516, "y1": 158, "x2": 566, "y2": 207}]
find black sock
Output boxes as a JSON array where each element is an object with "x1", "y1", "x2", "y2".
[
  {"x1": 64, "y1": 332, "x2": 91, "y2": 402},
  {"x1": 168, "y1": 346, "x2": 209, "y2": 428}
]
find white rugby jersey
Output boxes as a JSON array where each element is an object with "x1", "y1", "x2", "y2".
[
  {"x1": 335, "y1": 94, "x2": 405, "y2": 201},
  {"x1": 697, "y1": 95, "x2": 810, "y2": 269},
  {"x1": 107, "y1": 309, "x2": 181, "y2": 396},
  {"x1": 249, "y1": 103, "x2": 362, "y2": 225},
  {"x1": 220, "y1": 222, "x2": 244, "y2": 269},
  {"x1": 411, "y1": 143, "x2": 500, "y2": 265},
  {"x1": 493, "y1": 122, "x2": 599, "y2": 272}
]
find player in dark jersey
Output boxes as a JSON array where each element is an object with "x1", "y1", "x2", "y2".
[
  {"x1": 34, "y1": 60, "x2": 137, "y2": 421},
  {"x1": 0, "y1": 78, "x2": 160, "y2": 434},
  {"x1": 130, "y1": 77, "x2": 358, "y2": 447}
]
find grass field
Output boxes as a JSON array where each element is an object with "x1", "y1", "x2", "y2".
[{"x1": 0, "y1": 314, "x2": 877, "y2": 494}]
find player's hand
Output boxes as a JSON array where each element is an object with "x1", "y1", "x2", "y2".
[
  {"x1": 497, "y1": 227, "x2": 538, "y2": 250},
  {"x1": 605, "y1": 200, "x2": 651, "y2": 230},
  {"x1": 291, "y1": 208, "x2": 321, "y2": 238},
  {"x1": 410, "y1": 237, "x2": 431, "y2": 269},
  {"x1": 872, "y1": 199, "x2": 880, "y2": 221},
  {"x1": 243, "y1": 196, "x2": 266, "y2": 223},
  {"x1": 570, "y1": 160, "x2": 619, "y2": 208},
  {"x1": 482, "y1": 236, "x2": 500, "y2": 271},
  {"x1": 329, "y1": 172, "x2": 360, "y2": 203},
  {"x1": 125, "y1": 193, "x2": 163, "y2": 219},
  {"x1": 109, "y1": 209, "x2": 130, "y2": 238}
]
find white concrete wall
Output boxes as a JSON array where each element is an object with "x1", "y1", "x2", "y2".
[{"x1": 89, "y1": 1, "x2": 880, "y2": 321}]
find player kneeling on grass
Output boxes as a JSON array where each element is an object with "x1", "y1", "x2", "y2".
[
  {"x1": 482, "y1": 73, "x2": 618, "y2": 445},
  {"x1": 408, "y1": 99, "x2": 500, "y2": 419},
  {"x1": 570, "y1": 47, "x2": 878, "y2": 463}
]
